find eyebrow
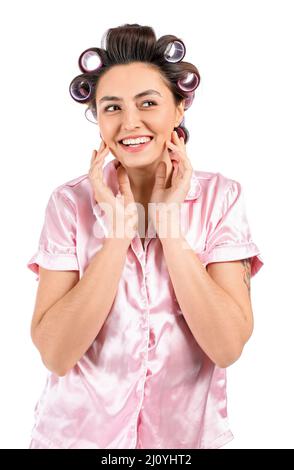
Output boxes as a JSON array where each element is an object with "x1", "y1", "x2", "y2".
[{"x1": 98, "y1": 89, "x2": 162, "y2": 103}]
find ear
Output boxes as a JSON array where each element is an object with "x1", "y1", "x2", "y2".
[{"x1": 175, "y1": 100, "x2": 185, "y2": 126}]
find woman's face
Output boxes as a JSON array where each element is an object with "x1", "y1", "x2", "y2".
[{"x1": 95, "y1": 62, "x2": 184, "y2": 169}]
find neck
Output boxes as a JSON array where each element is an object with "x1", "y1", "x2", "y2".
[{"x1": 126, "y1": 148, "x2": 173, "y2": 203}]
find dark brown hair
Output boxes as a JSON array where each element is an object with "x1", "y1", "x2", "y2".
[{"x1": 86, "y1": 23, "x2": 201, "y2": 136}]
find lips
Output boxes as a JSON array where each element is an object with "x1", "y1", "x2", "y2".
[
  {"x1": 118, "y1": 136, "x2": 153, "y2": 145},
  {"x1": 118, "y1": 137, "x2": 154, "y2": 153}
]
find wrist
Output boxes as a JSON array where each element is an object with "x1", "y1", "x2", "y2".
[
  {"x1": 103, "y1": 236, "x2": 132, "y2": 250},
  {"x1": 159, "y1": 234, "x2": 191, "y2": 251},
  {"x1": 151, "y1": 204, "x2": 184, "y2": 240}
]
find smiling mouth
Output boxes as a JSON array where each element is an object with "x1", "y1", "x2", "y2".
[
  {"x1": 118, "y1": 137, "x2": 154, "y2": 152},
  {"x1": 119, "y1": 137, "x2": 153, "y2": 145}
]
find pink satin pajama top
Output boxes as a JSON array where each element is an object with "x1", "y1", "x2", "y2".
[{"x1": 27, "y1": 159, "x2": 264, "y2": 449}]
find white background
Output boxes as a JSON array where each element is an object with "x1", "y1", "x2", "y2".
[{"x1": 0, "y1": 0, "x2": 293, "y2": 449}]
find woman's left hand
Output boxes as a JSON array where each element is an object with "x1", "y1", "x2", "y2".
[{"x1": 149, "y1": 130, "x2": 193, "y2": 235}]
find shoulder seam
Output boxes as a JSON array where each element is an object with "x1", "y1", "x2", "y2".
[
  {"x1": 215, "y1": 178, "x2": 241, "y2": 226},
  {"x1": 52, "y1": 188, "x2": 77, "y2": 214}
]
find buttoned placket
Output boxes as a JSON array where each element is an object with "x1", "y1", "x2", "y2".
[
  {"x1": 92, "y1": 166, "x2": 202, "y2": 448},
  {"x1": 129, "y1": 233, "x2": 156, "y2": 448}
]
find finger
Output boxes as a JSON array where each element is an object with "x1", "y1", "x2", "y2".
[
  {"x1": 90, "y1": 159, "x2": 107, "y2": 191},
  {"x1": 97, "y1": 146, "x2": 109, "y2": 162},
  {"x1": 89, "y1": 148, "x2": 109, "y2": 181},
  {"x1": 166, "y1": 140, "x2": 181, "y2": 154},
  {"x1": 91, "y1": 142, "x2": 106, "y2": 163},
  {"x1": 171, "y1": 161, "x2": 179, "y2": 184},
  {"x1": 167, "y1": 139, "x2": 189, "y2": 165},
  {"x1": 167, "y1": 139, "x2": 177, "y2": 147},
  {"x1": 116, "y1": 165, "x2": 133, "y2": 197},
  {"x1": 92, "y1": 145, "x2": 109, "y2": 165},
  {"x1": 173, "y1": 155, "x2": 187, "y2": 178},
  {"x1": 91, "y1": 149, "x2": 97, "y2": 165},
  {"x1": 174, "y1": 132, "x2": 185, "y2": 145},
  {"x1": 169, "y1": 152, "x2": 180, "y2": 163},
  {"x1": 173, "y1": 131, "x2": 185, "y2": 147},
  {"x1": 181, "y1": 154, "x2": 193, "y2": 170},
  {"x1": 98, "y1": 139, "x2": 105, "y2": 151},
  {"x1": 173, "y1": 130, "x2": 180, "y2": 140},
  {"x1": 153, "y1": 161, "x2": 167, "y2": 190},
  {"x1": 94, "y1": 152, "x2": 108, "y2": 174},
  {"x1": 90, "y1": 153, "x2": 104, "y2": 174},
  {"x1": 91, "y1": 139, "x2": 105, "y2": 162},
  {"x1": 172, "y1": 160, "x2": 179, "y2": 175}
]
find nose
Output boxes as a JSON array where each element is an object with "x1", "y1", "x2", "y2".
[{"x1": 121, "y1": 106, "x2": 142, "y2": 130}]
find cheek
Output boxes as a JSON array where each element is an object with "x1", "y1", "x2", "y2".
[
  {"x1": 152, "y1": 110, "x2": 174, "y2": 131},
  {"x1": 99, "y1": 125, "x2": 114, "y2": 143}
]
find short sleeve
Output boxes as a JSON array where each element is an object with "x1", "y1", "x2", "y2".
[
  {"x1": 204, "y1": 180, "x2": 264, "y2": 277},
  {"x1": 27, "y1": 190, "x2": 79, "y2": 281}
]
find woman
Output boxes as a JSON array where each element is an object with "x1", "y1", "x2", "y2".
[{"x1": 27, "y1": 23, "x2": 264, "y2": 449}]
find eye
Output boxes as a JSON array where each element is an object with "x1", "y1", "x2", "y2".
[
  {"x1": 142, "y1": 100, "x2": 157, "y2": 108},
  {"x1": 104, "y1": 100, "x2": 157, "y2": 112},
  {"x1": 104, "y1": 104, "x2": 120, "y2": 112}
]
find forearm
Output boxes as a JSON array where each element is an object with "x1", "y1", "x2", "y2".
[
  {"x1": 160, "y1": 235, "x2": 246, "y2": 367},
  {"x1": 36, "y1": 237, "x2": 130, "y2": 376}
]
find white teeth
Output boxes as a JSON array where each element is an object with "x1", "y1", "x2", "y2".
[{"x1": 122, "y1": 136, "x2": 151, "y2": 145}]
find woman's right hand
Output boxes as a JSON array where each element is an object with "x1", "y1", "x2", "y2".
[{"x1": 88, "y1": 139, "x2": 139, "y2": 241}]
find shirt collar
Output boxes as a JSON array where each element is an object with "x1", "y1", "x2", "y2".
[
  {"x1": 92, "y1": 158, "x2": 202, "y2": 212},
  {"x1": 184, "y1": 170, "x2": 202, "y2": 200}
]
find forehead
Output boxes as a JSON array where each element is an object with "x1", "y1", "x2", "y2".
[{"x1": 96, "y1": 62, "x2": 167, "y2": 98}]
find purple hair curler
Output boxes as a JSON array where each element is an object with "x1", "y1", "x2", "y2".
[
  {"x1": 69, "y1": 73, "x2": 98, "y2": 103},
  {"x1": 78, "y1": 48, "x2": 104, "y2": 73},
  {"x1": 163, "y1": 40, "x2": 199, "y2": 97},
  {"x1": 70, "y1": 39, "x2": 199, "y2": 127},
  {"x1": 183, "y1": 91, "x2": 195, "y2": 110},
  {"x1": 177, "y1": 72, "x2": 199, "y2": 93},
  {"x1": 164, "y1": 40, "x2": 186, "y2": 63}
]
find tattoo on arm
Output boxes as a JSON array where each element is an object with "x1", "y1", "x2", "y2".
[{"x1": 241, "y1": 258, "x2": 251, "y2": 297}]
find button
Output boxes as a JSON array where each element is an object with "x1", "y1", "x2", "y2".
[
  {"x1": 148, "y1": 329, "x2": 155, "y2": 347},
  {"x1": 146, "y1": 368, "x2": 152, "y2": 376}
]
